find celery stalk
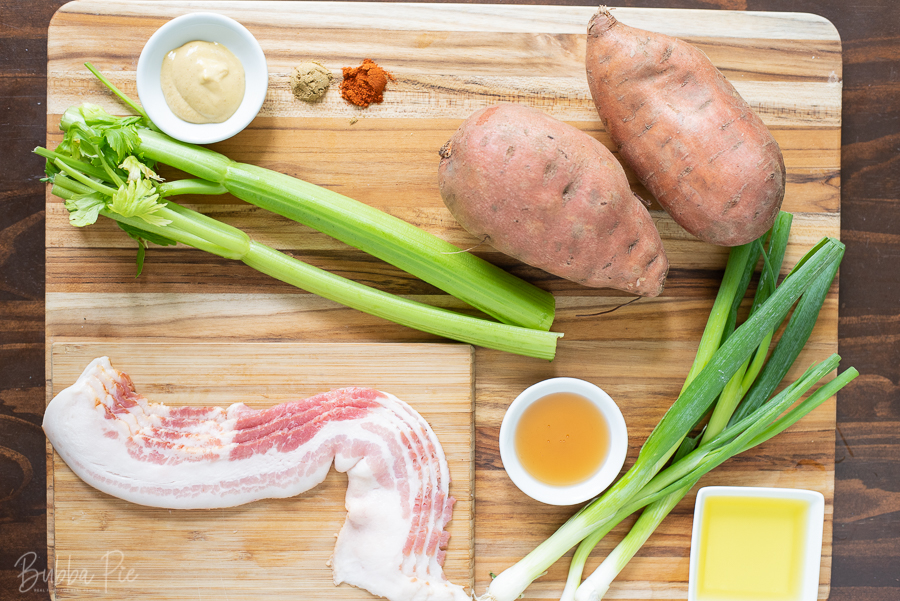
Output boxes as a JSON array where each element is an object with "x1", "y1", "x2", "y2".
[
  {"x1": 84, "y1": 62, "x2": 152, "y2": 124},
  {"x1": 144, "y1": 136, "x2": 556, "y2": 331},
  {"x1": 46, "y1": 171, "x2": 561, "y2": 359},
  {"x1": 157, "y1": 179, "x2": 228, "y2": 197},
  {"x1": 34, "y1": 147, "x2": 108, "y2": 180},
  {"x1": 59, "y1": 96, "x2": 556, "y2": 331},
  {"x1": 43, "y1": 82, "x2": 564, "y2": 357},
  {"x1": 241, "y1": 242, "x2": 561, "y2": 359}
]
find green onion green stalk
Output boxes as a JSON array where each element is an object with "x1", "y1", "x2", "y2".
[
  {"x1": 478, "y1": 222, "x2": 852, "y2": 601},
  {"x1": 569, "y1": 355, "x2": 855, "y2": 601},
  {"x1": 568, "y1": 220, "x2": 844, "y2": 600}
]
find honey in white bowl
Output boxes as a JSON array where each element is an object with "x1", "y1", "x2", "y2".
[
  {"x1": 499, "y1": 377, "x2": 628, "y2": 506},
  {"x1": 514, "y1": 391, "x2": 609, "y2": 486}
]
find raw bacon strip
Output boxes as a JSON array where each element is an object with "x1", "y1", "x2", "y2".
[{"x1": 43, "y1": 357, "x2": 470, "y2": 601}]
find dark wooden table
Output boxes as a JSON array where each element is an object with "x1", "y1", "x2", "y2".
[{"x1": 1, "y1": 1, "x2": 897, "y2": 600}]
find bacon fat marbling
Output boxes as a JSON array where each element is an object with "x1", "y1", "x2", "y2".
[{"x1": 43, "y1": 357, "x2": 470, "y2": 601}]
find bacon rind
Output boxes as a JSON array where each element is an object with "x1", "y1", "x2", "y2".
[{"x1": 44, "y1": 357, "x2": 470, "y2": 601}]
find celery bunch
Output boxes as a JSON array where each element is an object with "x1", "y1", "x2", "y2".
[{"x1": 37, "y1": 67, "x2": 561, "y2": 359}]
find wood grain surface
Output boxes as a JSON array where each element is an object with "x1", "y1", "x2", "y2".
[
  {"x1": 1, "y1": 2, "x2": 898, "y2": 601},
  {"x1": 47, "y1": 341, "x2": 474, "y2": 600},
  {"x1": 41, "y1": 3, "x2": 842, "y2": 600}
]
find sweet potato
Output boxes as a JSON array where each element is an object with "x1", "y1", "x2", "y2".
[
  {"x1": 586, "y1": 8, "x2": 785, "y2": 247},
  {"x1": 437, "y1": 103, "x2": 668, "y2": 297}
]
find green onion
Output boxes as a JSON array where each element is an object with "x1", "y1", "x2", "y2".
[
  {"x1": 559, "y1": 216, "x2": 849, "y2": 601},
  {"x1": 561, "y1": 229, "x2": 773, "y2": 601},
  {"x1": 571, "y1": 356, "x2": 856, "y2": 601},
  {"x1": 479, "y1": 231, "x2": 847, "y2": 601},
  {"x1": 731, "y1": 254, "x2": 841, "y2": 424},
  {"x1": 561, "y1": 353, "x2": 857, "y2": 601},
  {"x1": 679, "y1": 242, "x2": 756, "y2": 391},
  {"x1": 704, "y1": 212, "x2": 792, "y2": 442}
]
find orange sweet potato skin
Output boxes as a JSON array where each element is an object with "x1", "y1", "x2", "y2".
[
  {"x1": 438, "y1": 104, "x2": 668, "y2": 297},
  {"x1": 586, "y1": 9, "x2": 785, "y2": 247}
]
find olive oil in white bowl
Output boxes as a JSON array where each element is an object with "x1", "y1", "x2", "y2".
[{"x1": 688, "y1": 486, "x2": 825, "y2": 601}]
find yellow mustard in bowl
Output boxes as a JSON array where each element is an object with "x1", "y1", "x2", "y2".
[{"x1": 160, "y1": 40, "x2": 246, "y2": 124}]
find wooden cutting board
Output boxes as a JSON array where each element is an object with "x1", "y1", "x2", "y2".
[
  {"x1": 45, "y1": 3, "x2": 842, "y2": 600},
  {"x1": 48, "y1": 341, "x2": 475, "y2": 599}
]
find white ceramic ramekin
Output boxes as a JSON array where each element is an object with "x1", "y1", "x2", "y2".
[
  {"x1": 688, "y1": 486, "x2": 825, "y2": 601},
  {"x1": 136, "y1": 12, "x2": 268, "y2": 144},
  {"x1": 499, "y1": 377, "x2": 628, "y2": 506}
]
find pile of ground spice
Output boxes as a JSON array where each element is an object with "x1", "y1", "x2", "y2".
[
  {"x1": 290, "y1": 60, "x2": 333, "y2": 102},
  {"x1": 340, "y1": 59, "x2": 394, "y2": 108}
]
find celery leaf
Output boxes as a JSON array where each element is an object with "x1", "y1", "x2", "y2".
[
  {"x1": 64, "y1": 193, "x2": 107, "y2": 227},
  {"x1": 79, "y1": 103, "x2": 118, "y2": 125},
  {"x1": 101, "y1": 123, "x2": 141, "y2": 162},
  {"x1": 120, "y1": 156, "x2": 163, "y2": 182},
  {"x1": 109, "y1": 179, "x2": 171, "y2": 227},
  {"x1": 76, "y1": 104, "x2": 145, "y2": 164}
]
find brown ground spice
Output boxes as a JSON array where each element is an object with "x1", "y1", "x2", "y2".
[
  {"x1": 340, "y1": 59, "x2": 394, "y2": 108},
  {"x1": 290, "y1": 60, "x2": 333, "y2": 102}
]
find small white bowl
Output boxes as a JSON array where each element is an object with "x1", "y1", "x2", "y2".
[
  {"x1": 688, "y1": 486, "x2": 825, "y2": 601},
  {"x1": 136, "y1": 12, "x2": 268, "y2": 144},
  {"x1": 499, "y1": 377, "x2": 628, "y2": 506}
]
